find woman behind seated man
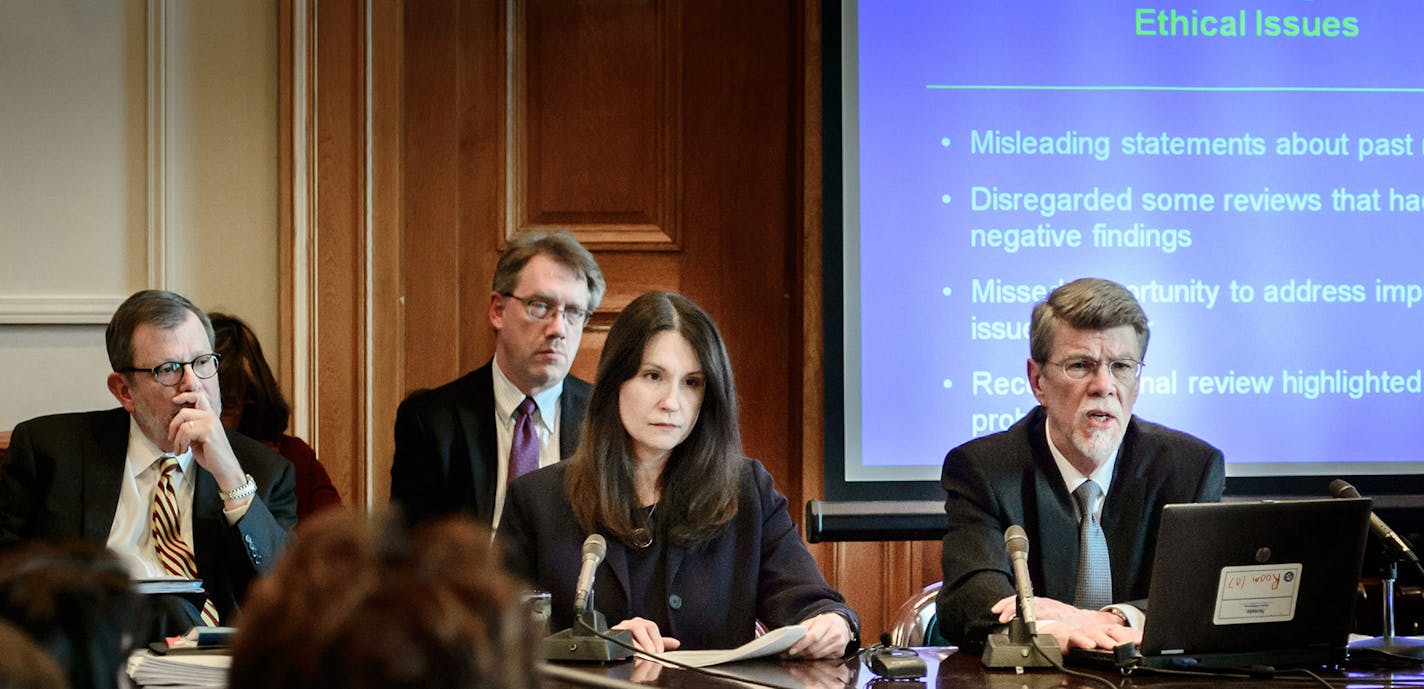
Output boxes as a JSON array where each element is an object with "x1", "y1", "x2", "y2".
[
  {"x1": 229, "y1": 510, "x2": 539, "y2": 689},
  {"x1": 501, "y1": 291, "x2": 858, "y2": 658},
  {"x1": 210, "y1": 313, "x2": 341, "y2": 520}
]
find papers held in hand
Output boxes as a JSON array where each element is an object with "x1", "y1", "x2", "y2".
[
  {"x1": 136, "y1": 578, "x2": 207, "y2": 595},
  {"x1": 659, "y1": 625, "x2": 807, "y2": 667},
  {"x1": 136, "y1": 578, "x2": 209, "y2": 615}
]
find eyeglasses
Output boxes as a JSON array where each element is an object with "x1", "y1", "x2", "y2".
[
  {"x1": 503, "y1": 294, "x2": 593, "y2": 328},
  {"x1": 1051, "y1": 357, "x2": 1143, "y2": 384},
  {"x1": 119, "y1": 353, "x2": 221, "y2": 387}
]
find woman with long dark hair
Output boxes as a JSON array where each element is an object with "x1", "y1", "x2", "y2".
[{"x1": 501, "y1": 292, "x2": 857, "y2": 658}]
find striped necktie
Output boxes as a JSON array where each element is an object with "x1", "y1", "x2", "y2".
[
  {"x1": 1072, "y1": 480, "x2": 1113, "y2": 610},
  {"x1": 152, "y1": 457, "x2": 220, "y2": 627}
]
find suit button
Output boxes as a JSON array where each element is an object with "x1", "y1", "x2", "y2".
[
  {"x1": 668, "y1": 594, "x2": 682, "y2": 610},
  {"x1": 244, "y1": 534, "x2": 255, "y2": 546}
]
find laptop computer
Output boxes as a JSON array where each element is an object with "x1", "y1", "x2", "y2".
[{"x1": 1071, "y1": 497, "x2": 1371, "y2": 670}]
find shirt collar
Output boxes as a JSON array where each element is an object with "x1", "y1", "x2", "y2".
[
  {"x1": 126, "y1": 416, "x2": 194, "y2": 477},
  {"x1": 1045, "y1": 419, "x2": 1118, "y2": 495},
  {"x1": 491, "y1": 357, "x2": 563, "y2": 428}
]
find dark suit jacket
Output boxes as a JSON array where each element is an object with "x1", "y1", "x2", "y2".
[
  {"x1": 936, "y1": 406, "x2": 1224, "y2": 646},
  {"x1": 389, "y1": 361, "x2": 591, "y2": 526},
  {"x1": 0, "y1": 408, "x2": 298, "y2": 621},
  {"x1": 501, "y1": 459, "x2": 860, "y2": 652}
]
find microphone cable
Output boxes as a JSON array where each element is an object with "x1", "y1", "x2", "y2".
[
  {"x1": 1020, "y1": 644, "x2": 1123, "y2": 689},
  {"x1": 546, "y1": 617, "x2": 858, "y2": 689}
]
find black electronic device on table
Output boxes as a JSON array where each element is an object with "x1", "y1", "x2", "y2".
[{"x1": 865, "y1": 633, "x2": 927, "y2": 679}]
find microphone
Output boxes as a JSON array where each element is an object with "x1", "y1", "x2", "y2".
[
  {"x1": 545, "y1": 533, "x2": 632, "y2": 661},
  {"x1": 1329, "y1": 480, "x2": 1423, "y2": 576},
  {"x1": 981, "y1": 525, "x2": 1061, "y2": 669},
  {"x1": 1004, "y1": 525, "x2": 1038, "y2": 633},
  {"x1": 572, "y1": 534, "x2": 606, "y2": 613}
]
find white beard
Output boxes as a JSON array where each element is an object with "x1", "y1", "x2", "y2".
[{"x1": 1073, "y1": 426, "x2": 1122, "y2": 466}]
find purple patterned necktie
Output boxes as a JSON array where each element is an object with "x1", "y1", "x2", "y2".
[{"x1": 509, "y1": 397, "x2": 540, "y2": 482}]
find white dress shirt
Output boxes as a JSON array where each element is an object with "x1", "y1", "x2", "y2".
[{"x1": 106, "y1": 418, "x2": 250, "y2": 580}]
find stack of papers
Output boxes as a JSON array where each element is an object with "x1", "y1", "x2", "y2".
[
  {"x1": 135, "y1": 578, "x2": 206, "y2": 596},
  {"x1": 660, "y1": 625, "x2": 807, "y2": 667},
  {"x1": 127, "y1": 651, "x2": 230, "y2": 688}
]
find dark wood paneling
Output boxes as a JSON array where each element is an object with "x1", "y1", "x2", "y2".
[
  {"x1": 677, "y1": 0, "x2": 796, "y2": 493},
  {"x1": 401, "y1": 0, "x2": 486, "y2": 385},
  {"x1": 517, "y1": 0, "x2": 679, "y2": 248}
]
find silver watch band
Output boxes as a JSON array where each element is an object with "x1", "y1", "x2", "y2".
[{"x1": 220, "y1": 473, "x2": 257, "y2": 501}]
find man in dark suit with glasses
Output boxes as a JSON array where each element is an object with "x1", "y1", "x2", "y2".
[
  {"x1": 0, "y1": 289, "x2": 297, "y2": 637},
  {"x1": 390, "y1": 229, "x2": 605, "y2": 529},
  {"x1": 936, "y1": 278, "x2": 1224, "y2": 653}
]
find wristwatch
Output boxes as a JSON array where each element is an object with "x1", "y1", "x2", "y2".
[{"x1": 219, "y1": 474, "x2": 257, "y2": 501}]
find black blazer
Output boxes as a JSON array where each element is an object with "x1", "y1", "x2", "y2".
[
  {"x1": 389, "y1": 361, "x2": 591, "y2": 526},
  {"x1": 936, "y1": 406, "x2": 1224, "y2": 646},
  {"x1": 0, "y1": 408, "x2": 298, "y2": 621},
  {"x1": 500, "y1": 459, "x2": 860, "y2": 652}
]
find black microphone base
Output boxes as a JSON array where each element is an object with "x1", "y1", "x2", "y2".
[
  {"x1": 981, "y1": 631, "x2": 1062, "y2": 669},
  {"x1": 1350, "y1": 635, "x2": 1424, "y2": 661},
  {"x1": 544, "y1": 626, "x2": 635, "y2": 662}
]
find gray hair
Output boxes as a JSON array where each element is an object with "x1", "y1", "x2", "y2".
[
  {"x1": 1028, "y1": 278, "x2": 1149, "y2": 363},
  {"x1": 491, "y1": 229, "x2": 605, "y2": 311},
  {"x1": 105, "y1": 290, "x2": 214, "y2": 371}
]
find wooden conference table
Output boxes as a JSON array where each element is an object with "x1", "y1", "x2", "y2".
[{"x1": 540, "y1": 646, "x2": 1424, "y2": 689}]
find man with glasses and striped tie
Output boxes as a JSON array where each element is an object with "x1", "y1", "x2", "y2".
[
  {"x1": 0, "y1": 290, "x2": 297, "y2": 639},
  {"x1": 936, "y1": 278, "x2": 1224, "y2": 654}
]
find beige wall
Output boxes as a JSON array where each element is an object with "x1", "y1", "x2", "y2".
[{"x1": 0, "y1": 0, "x2": 278, "y2": 430}]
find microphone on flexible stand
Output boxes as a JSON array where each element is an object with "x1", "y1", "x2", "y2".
[
  {"x1": 545, "y1": 534, "x2": 634, "y2": 662},
  {"x1": 982, "y1": 525, "x2": 1063, "y2": 669},
  {"x1": 1330, "y1": 480, "x2": 1424, "y2": 577},
  {"x1": 1329, "y1": 480, "x2": 1424, "y2": 660}
]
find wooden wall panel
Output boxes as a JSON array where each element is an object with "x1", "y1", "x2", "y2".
[
  {"x1": 310, "y1": 0, "x2": 368, "y2": 506},
  {"x1": 677, "y1": 0, "x2": 797, "y2": 494},
  {"x1": 395, "y1": 0, "x2": 802, "y2": 502},
  {"x1": 517, "y1": 0, "x2": 679, "y2": 247}
]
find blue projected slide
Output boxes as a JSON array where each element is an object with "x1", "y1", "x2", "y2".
[{"x1": 842, "y1": 1, "x2": 1424, "y2": 483}]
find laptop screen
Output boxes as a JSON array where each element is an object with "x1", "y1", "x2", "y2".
[{"x1": 1138, "y1": 497, "x2": 1371, "y2": 667}]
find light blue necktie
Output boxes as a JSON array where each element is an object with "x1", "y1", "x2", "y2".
[{"x1": 1072, "y1": 480, "x2": 1112, "y2": 610}]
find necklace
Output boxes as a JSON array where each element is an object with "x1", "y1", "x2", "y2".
[{"x1": 631, "y1": 504, "x2": 657, "y2": 549}]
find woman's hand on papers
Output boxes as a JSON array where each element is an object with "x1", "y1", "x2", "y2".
[
  {"x1": 786, "y1": 612, "x2": 852, "y2": 659},
  {"x1": 612, "y1": 617, "x2": 681, "y2": 654}
]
